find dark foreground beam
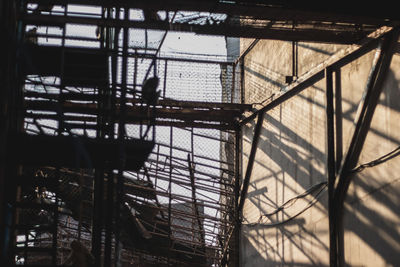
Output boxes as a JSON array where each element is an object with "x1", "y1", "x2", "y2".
[
  {"x1": 9, "y1": 133, "x2": 154, "y2": 171},
  {"x1": 26, "y1": 0, "x2": 396, "y2": 24}
]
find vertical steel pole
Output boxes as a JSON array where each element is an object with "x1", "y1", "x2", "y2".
[{"x1": 325, "y1": 68, "x2": 337, "y2": 267}]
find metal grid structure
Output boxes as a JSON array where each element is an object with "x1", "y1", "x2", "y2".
[
  {"x1": 3, "y1": 2, "x2": 250, "y2": 267},
  {"x1": 1, "y1": 1, "x2": 399, "y2": 267}
]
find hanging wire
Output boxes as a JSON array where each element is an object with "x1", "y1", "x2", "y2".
[
  {"x1": 350, "y1": 145, "x2": 400, "y2": 173},
  {"x1": 245, "y1": 181, "x2": 327, "y2": 227}
]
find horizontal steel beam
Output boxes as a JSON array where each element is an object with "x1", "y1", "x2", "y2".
[
  {"x1": 22, "y1": 13, "x2": 371, "y2": 43},
  {"x1": 26, "y1": 0, "x2": 394, "y2": 24}
]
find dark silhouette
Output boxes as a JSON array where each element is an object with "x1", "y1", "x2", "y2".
[{"x1": 142, "y1": 76, "x2": 161, "y2": 105}]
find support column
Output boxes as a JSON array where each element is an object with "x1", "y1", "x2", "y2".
[{"x1": 325, "y1": 68, "x2": 337, "y2": 267}]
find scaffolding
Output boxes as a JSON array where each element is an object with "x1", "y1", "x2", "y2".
[
  {"x1": 1, "y1": 1, "x2": 398, "y2": 267},
  {"x1": 1, "y1": 1, "x2": 251, "y2": 266}
]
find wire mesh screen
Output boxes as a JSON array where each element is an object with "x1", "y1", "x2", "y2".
[{"x1": 243, "y1": 58, "x2": 286, "y2": 105}]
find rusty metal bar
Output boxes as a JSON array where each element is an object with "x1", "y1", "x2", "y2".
[{"x1": 187, "y1": 154, "x2": 205, "y2": 247}]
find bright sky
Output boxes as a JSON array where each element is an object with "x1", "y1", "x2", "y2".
[{"x1": 162, "y1": 32, "x2": 227, "y2": 57}]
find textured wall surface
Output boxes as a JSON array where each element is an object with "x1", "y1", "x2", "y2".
[{"x1": 240, "y1": 38, "x2": 400, "y2": 266}]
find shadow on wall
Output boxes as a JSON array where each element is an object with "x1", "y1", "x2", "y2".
[
  {"x1": 344, "y1": 175, "x2": 400, "y2": 266},
  {"x1": 340, "y1": 69, "x2": 400, "y2": 266},
  {"x1": 241, "y1": 84, "x2": 329, "y2": 266},
  {"x1": 240, "y1": 66, "x2": 400, "y2": 266},
  {"x1": 241, "y1": 216, "x2": 333, "y2": 267}
]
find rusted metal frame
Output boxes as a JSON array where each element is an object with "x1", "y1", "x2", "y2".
[
  {"x1": 325, "y1": 68, "x2": 337, "y2": 267},
  {"x1": 154, "y1": 140, "x2": 235, "y2": 167},
  {"x1": 146, "y1": 149, "x2": 234, "y2": 176},
  {"x1": 22, "y1": 14, "x2": 369, "y2": 44},
  {"x1": 144, "y1": 156, "x2": 233, "y2": 185},
  {"x1": 142, "y1": 168, "x2": 235, "y2": 197},
  {"x1": 136, "y1": 225, "x2": 213, "y2": 251},
  {"x1": 187, "y1": 154, "x2": 205, "y2": 247},
  {"x1": 131, "y1": 170, "x2": 233, "y2": 209},
  {"x1": 129, "y1": 193, "x2": 230, "y2": 224},
  {"x1": 238, "y1": 111, "x2": 265, "y2": 217},
  {"x1": 135, "y1": 174, "x2": 234, "y2": 205},
  {"x1": 132, "y1": 142, "x2": 236, "y2": 178},
  {"x1": 240, "y1": 26, "x2": 393, "y2": 126},
  {"x1": 333, "y1": 27, "x2": 400, "y2": 267},
  {"x1": 142, "y1": 167, "x2": 166, "y2": 220},
  {"x1": 218, "y1": 225, "x2": 236, "y2": 266}
]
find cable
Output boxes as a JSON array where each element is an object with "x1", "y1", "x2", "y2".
[
  {"x1": 350, "y1": 145, "x2": 400, "y2": 173},
  {"x1": 245, "y1": 181, "x2": 327, "y2": 227}
]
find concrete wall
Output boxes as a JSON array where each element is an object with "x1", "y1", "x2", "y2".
[{"x1": 239, "y1": 37, "x2": 400, "y2": 266}]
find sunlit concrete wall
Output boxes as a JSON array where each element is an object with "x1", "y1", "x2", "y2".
[{"x1": 239, "y1": 37, "x2": 400, "y2": 266}]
